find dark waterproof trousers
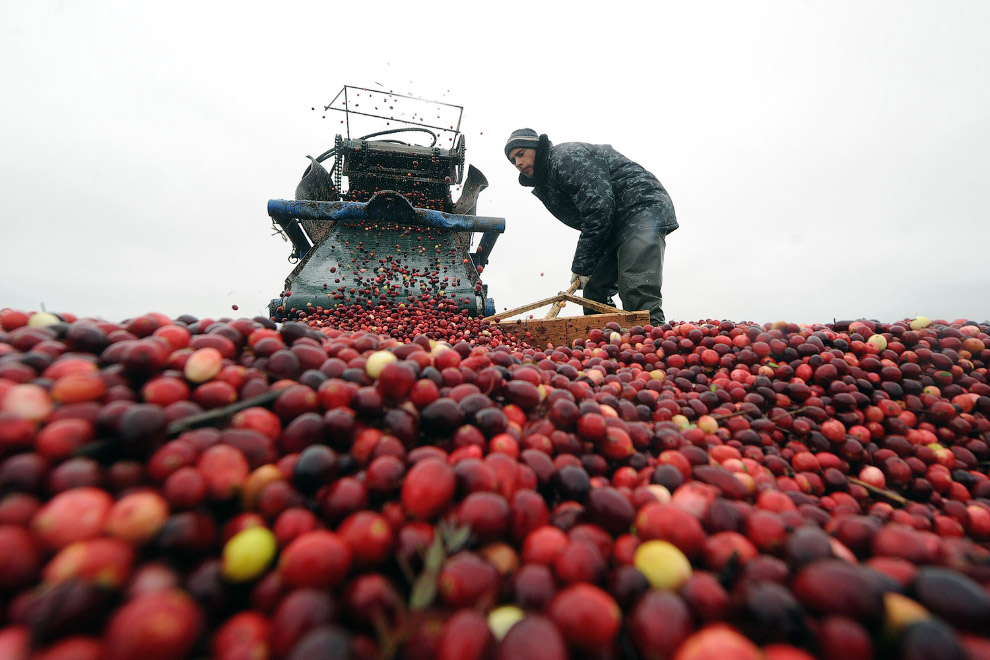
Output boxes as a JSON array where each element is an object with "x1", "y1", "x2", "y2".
[{"x1": 582, "y1": 208, "x2": 669, "y2": 326}]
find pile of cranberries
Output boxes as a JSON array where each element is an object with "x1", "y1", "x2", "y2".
[{"x1": 0, "y1": 307, "x2": 989, "y2": 660}]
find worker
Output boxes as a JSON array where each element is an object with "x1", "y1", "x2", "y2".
[{"x1": 504, "y1": 128, "x2": 677, "y2": 326}]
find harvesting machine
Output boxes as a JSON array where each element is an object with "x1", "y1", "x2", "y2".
[{"x1": 267, "y1": 86, "x2": 503, "y2": 322}]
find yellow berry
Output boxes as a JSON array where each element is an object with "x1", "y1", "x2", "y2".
[
  {"x1": 634, "y1": 540, "x2": 692, "y2": 590},
  {"x1": 221, "y1": 526, "x2": 276, "y2": 583}
]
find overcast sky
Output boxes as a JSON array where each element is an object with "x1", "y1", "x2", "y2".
[{"x1": 2, "y1": 1, "x2": 989, "y2": 328}]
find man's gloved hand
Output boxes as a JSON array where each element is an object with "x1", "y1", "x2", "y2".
[{"x1": 570, "y1": 272, "x2": 590, "y2": 289}]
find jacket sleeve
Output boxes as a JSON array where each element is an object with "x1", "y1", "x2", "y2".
[{"x1": 555, "y1": 148, "x2": 615, "y2": 275}]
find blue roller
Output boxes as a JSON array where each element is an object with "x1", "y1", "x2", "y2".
[{"x1": 267, "y1": 195, "x2": 505, "y2": 234}]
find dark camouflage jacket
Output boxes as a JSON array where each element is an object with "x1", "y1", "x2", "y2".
[{"x1": 519, "y1": 134, "x2": 677, "y2": 275}]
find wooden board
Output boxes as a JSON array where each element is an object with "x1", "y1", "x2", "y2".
[{"x1": 496, "y1": 311, "x2": 651, "y2": 348}]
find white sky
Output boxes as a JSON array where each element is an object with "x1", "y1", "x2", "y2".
[{"x1": 2, "y1": 1, "x2": 989, "y2": 327}]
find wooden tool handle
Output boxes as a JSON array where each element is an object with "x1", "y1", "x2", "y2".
[{"x1": 545, "y1": 280, "x2": 581, "y2": 319}]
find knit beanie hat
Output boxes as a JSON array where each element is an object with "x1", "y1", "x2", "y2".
[{"x1": 504, "y1": 128, "x2": 540, "y2": 159}]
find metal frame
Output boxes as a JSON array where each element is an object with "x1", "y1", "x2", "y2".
[{"x1": 323, "y1": 85, "x2": 464, "y2": 139}]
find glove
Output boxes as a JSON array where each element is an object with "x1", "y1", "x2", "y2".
[{"x1": 570, "y1": 272, "x2": 590, "y2": 289}]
